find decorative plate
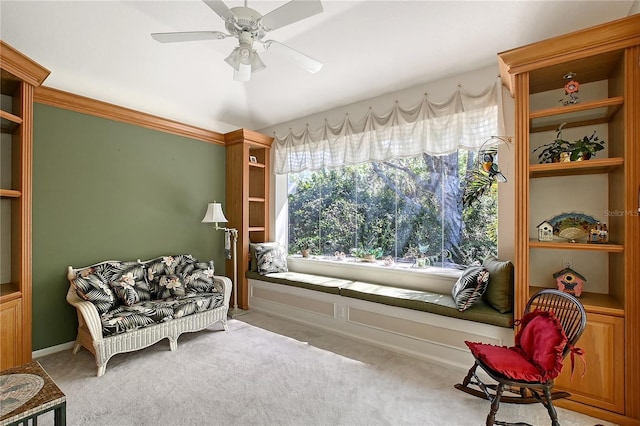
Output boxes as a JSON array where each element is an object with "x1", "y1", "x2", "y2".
[{"x1": 547, "y1": 212, "x2": 598, "y2": 242}]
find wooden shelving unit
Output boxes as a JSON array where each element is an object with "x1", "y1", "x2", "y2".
[
  {"x1": 1, "y1": 41, "x2": 50, "y2": 370},
  {"x1": 498, "y1": 15, "x2": 640, "y2": 424},
  {"x1": 528, "y1": 240, "x2": 624, "y2": 252},
  {"x1": 529, "y1": 157, "x2": 623, "y2": 178},
  {"x1": 224, "y1": 129, "x2": 273, "y2": 310}
]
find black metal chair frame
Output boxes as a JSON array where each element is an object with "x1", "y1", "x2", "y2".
[{"x1": 455, "y1": 289, "x2": 587, "y2": 426}]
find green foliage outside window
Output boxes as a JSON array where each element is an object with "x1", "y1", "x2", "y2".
[{"x1": 288, "y1": 150, "x2": 497, "y2": 267}]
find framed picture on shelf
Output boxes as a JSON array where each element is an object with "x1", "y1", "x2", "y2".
[{"x1": 249, "y1": 155, "x2": 257, "y2": 163}]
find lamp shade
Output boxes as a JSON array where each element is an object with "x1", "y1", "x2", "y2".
[{"x1": 202, "y1": 202, "x2": 228, "y2": 223}]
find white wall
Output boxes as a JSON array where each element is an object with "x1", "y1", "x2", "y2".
[{"x1": 259, "y1": 64, "x2": 516, "y2": 263}]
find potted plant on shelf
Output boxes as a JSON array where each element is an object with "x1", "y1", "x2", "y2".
[
  {"x1": 295, "y1": 238, "x2": 316, "y2": 258},
  {"x1": 533, "y1": 123, "x2": 572, "y2": 163},
  {"x1": 351, "y1": 246, "x2": 383, "y2": 262},
  {"x1": 567, "y1": 130, "x2": 605, "y2": 161},
  {"x1": 533, "y1": 123, "x2": 606, "y2": 163}
]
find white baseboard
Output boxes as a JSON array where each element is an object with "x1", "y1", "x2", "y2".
[{"x1": 33, "y1": 341, "x2": 75, "y2": 359}]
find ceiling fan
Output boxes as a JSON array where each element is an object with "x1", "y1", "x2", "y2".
[{"x1": 151, "y1": 0, "x2": 324, "y2": 82}]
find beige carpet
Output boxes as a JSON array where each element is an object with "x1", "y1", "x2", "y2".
[{"x1": 34, "y1": 311, "x2": 612, "y2": 426}]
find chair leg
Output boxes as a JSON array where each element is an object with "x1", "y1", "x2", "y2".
[
  {"x1": 462, "y1": 362, "x2": 479, "y2": 387},
  {"x1": 543, "y1": 387, "x2": 560, "y2": 426},
  {"x1": 486, "y1": 383, "x2": 504, "y2": 426}
]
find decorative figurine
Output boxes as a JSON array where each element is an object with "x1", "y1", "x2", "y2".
[
  {"x1": 559, "y1": 72, "x2": 580, "y2": 106},
  {"x1": 589, "y1": 222, "x2": 609, "y2": 243},
  {"x1": 553, "y1": 267, "x2": 586, "y2": 297},
  {"x1": 537, "y1": 221, "x2": 554, "y2": 242},
  {"x1": 482, "y1": 152, "x2": 507, "y2": 183}
]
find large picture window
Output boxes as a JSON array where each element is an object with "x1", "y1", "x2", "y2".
[{"x1": 288, "y1": 149, "x2": 497, "y2": 268}]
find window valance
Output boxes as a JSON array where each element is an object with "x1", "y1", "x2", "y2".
[{"x1": 273, "y1": 78, "x2": 504, "y2": 174}]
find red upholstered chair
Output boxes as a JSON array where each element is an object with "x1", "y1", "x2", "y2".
[{"x1": 455, "y1": 289, "x2": 586, "y2": 426}]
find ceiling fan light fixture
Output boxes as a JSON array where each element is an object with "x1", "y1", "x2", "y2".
[
  {"x1": 154, "y1": 0, "x2": 325, "y2": 81},
  {"x1": 251, "y1": 52, "x2": 266, "y2": 72},
  {"x1": 224, "y1": 46, "x2": 245, "y2": 71},
  {"x1": 226, "y1": 44, "x2": 265, "y2": 80},
  {"x1": 234, "y1": 63, "x2": 252, "y2": 82}
]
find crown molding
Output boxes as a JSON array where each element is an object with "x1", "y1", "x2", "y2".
[{"x1": 33, "y1": 86, "x2": 226, "y2": 145}]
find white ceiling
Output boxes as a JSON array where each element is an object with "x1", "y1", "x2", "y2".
[{"x1": 1, "y1": 1, "x2": 637, "y2": 133}]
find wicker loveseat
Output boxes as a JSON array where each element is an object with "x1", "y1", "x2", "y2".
[{"x1": 66, "y1": 254, "x2": 231, "y2": 376}]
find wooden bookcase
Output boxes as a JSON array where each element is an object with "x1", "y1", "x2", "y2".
[
  {"x1": 1, "y1": 41, "x2": 49, "y2": 370},
  {"x1": 498, "y1": 15, "x2": 639, "y2": 424},
  {"x1": 224, "y1": 129, "x2": 273, "y2": 309}
]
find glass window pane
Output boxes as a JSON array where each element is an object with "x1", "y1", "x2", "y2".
[{"x1": 287, "y1": 149, "x2": 497, "y2": 268}]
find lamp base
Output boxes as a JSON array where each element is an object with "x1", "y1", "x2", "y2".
[{"x1": 228, "y1": 307, "x2": 248, "y2": 319}]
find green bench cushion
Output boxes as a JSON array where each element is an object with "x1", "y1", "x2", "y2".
[
  {"x1": 246, "y1": 271, "x2": 513, "y2": 328},
  {"x1": 340, "y1": 281, "x2": 513, "y2": 328},
  {"x1": 246, "y1": 270, "x2": 349, "y2": 295}
]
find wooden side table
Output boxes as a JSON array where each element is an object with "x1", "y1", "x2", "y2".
[{"x1": 0, "y1": 360, "x2": 66, "y2": 426}]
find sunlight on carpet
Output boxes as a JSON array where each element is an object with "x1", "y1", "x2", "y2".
[{"x1": 32, "y1": 312, "x2": 613, "y2": 426}]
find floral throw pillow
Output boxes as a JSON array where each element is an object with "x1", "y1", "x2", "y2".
[
  {"x1": 184, "y1": 261, "x2": 219, "y2": 293},
  {"x1": 109, "y1": 261, "x2": 150, "y2": 307},
  {"x1": 156, "y1": 274, "x2": 186, "y2": 299},
  {"x1": 71, "y1": 266, "x2": 118, "y2": 315},
  {"x1": 451, "y1": 265, "x2": 490, "y2": 311},
  {"x1": 255, "y1": 244, "x2": 288, "y2": 274},
  {"x1": 144, "y1": 255, "x2": 197, "y2": 298}
]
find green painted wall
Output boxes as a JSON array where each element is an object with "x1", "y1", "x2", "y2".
[{"x1": 32, "y1": 104, "x2": 228, "y2": 350}]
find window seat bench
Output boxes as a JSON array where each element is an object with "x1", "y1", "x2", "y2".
[{"x1": 246, "y1": 269, "x2": 514, "y2": 371}]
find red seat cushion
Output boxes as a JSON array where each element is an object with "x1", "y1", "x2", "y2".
[
  {"x1": 466, "y1": 310, "x2": 568, "y2": 382},
  {"x1": 466, "y1": 342, "x2": 544, "y2": 381}
]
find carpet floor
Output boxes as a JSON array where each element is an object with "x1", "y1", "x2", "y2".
[{"x1": 34, "y1": 311, "x2": 612, "y2": 426}]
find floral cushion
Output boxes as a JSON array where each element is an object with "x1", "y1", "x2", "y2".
[
  {"x1": 255, "y1": 244, "x2": 288, "y2": 274},
  {"x1": 144, "y1": 255, "x2": 217, "y2": 297},
  {"x1": 108, "y1": 262, "x2": 150, "y2": 306},
  {"x1": 183, "y1": 263, "x2": 219, "y2": 293},
  {"x1": 451, "y1": 266, "x2": 490, "y2": 311},
  {"x1": 100, "y1": 292, "x2": 225, "y2": 336},
  {"x1": 144, "y1": 255, "x2": 198, "y2": 298},
  {"x1": 71, "y1": 262, "x2": 121, "y2": 314}
]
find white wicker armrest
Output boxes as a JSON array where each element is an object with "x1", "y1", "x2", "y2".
[
  {"x1": 66, "y1": 284, "x2": 104, "y2": 342},
  {"x1": 214, "y1": 275, "x2": 232, "y2": 307}
]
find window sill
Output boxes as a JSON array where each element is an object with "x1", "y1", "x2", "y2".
[{"x1": 286, "y1": 256, "x2": 462, "y2": 295}]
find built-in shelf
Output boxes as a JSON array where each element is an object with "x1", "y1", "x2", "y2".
[
  {"x1": 0, "y1": 189, "x2": 21, "y2": 198},
  {"x1": 529, "y1": 157, "x2": 624, "y2": 178},
  {"x1": 529, "y1": 239, "x2": 624, "y2": 252},
  {"x1": 248, "y1": 226, "x2": 266, "y2": 232},
  {"x1": 249, "y1": 162, "x2": 266, "y2": 169},
  {"x1": 248, "y1": 197, "x2": 266, "y2": 203},
  {"x1": 1, "y1": 110, "x2": 23, "y2": 133},
  {"x1": 529, "y1": 97, "x2": 624, "y2": 133},
  {"x1": 0, "y1": 282, "x2": 21, "y2": 302},
  {"x1": 529, "y1": 286, "x2": 624, "y2": 316}
]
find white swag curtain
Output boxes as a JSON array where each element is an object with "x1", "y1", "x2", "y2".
[{"x1": 273, "y1": 78, "x2": 504, "y2": 174}]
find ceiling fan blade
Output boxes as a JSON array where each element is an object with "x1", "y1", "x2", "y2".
[
  {"x1": 264, "y1": 40, "x2": 322, "y2": 74},
  {"x1": 151, "y1": 31, "x2": 227, "y2": 43},
  {"x1": 260, "y1": 0, "x2": 323, "y2": 31},
  {"x1": 202, "y1": 0, "x2": 235, "y2": 21}
]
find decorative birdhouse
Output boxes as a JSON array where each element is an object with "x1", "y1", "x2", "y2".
[
  {"x1": 537, "y1": 221, "x2": 554, "y2": 242},
  {"x1": 553, "y1": 267, "x2": 586, "y2": 297}
]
